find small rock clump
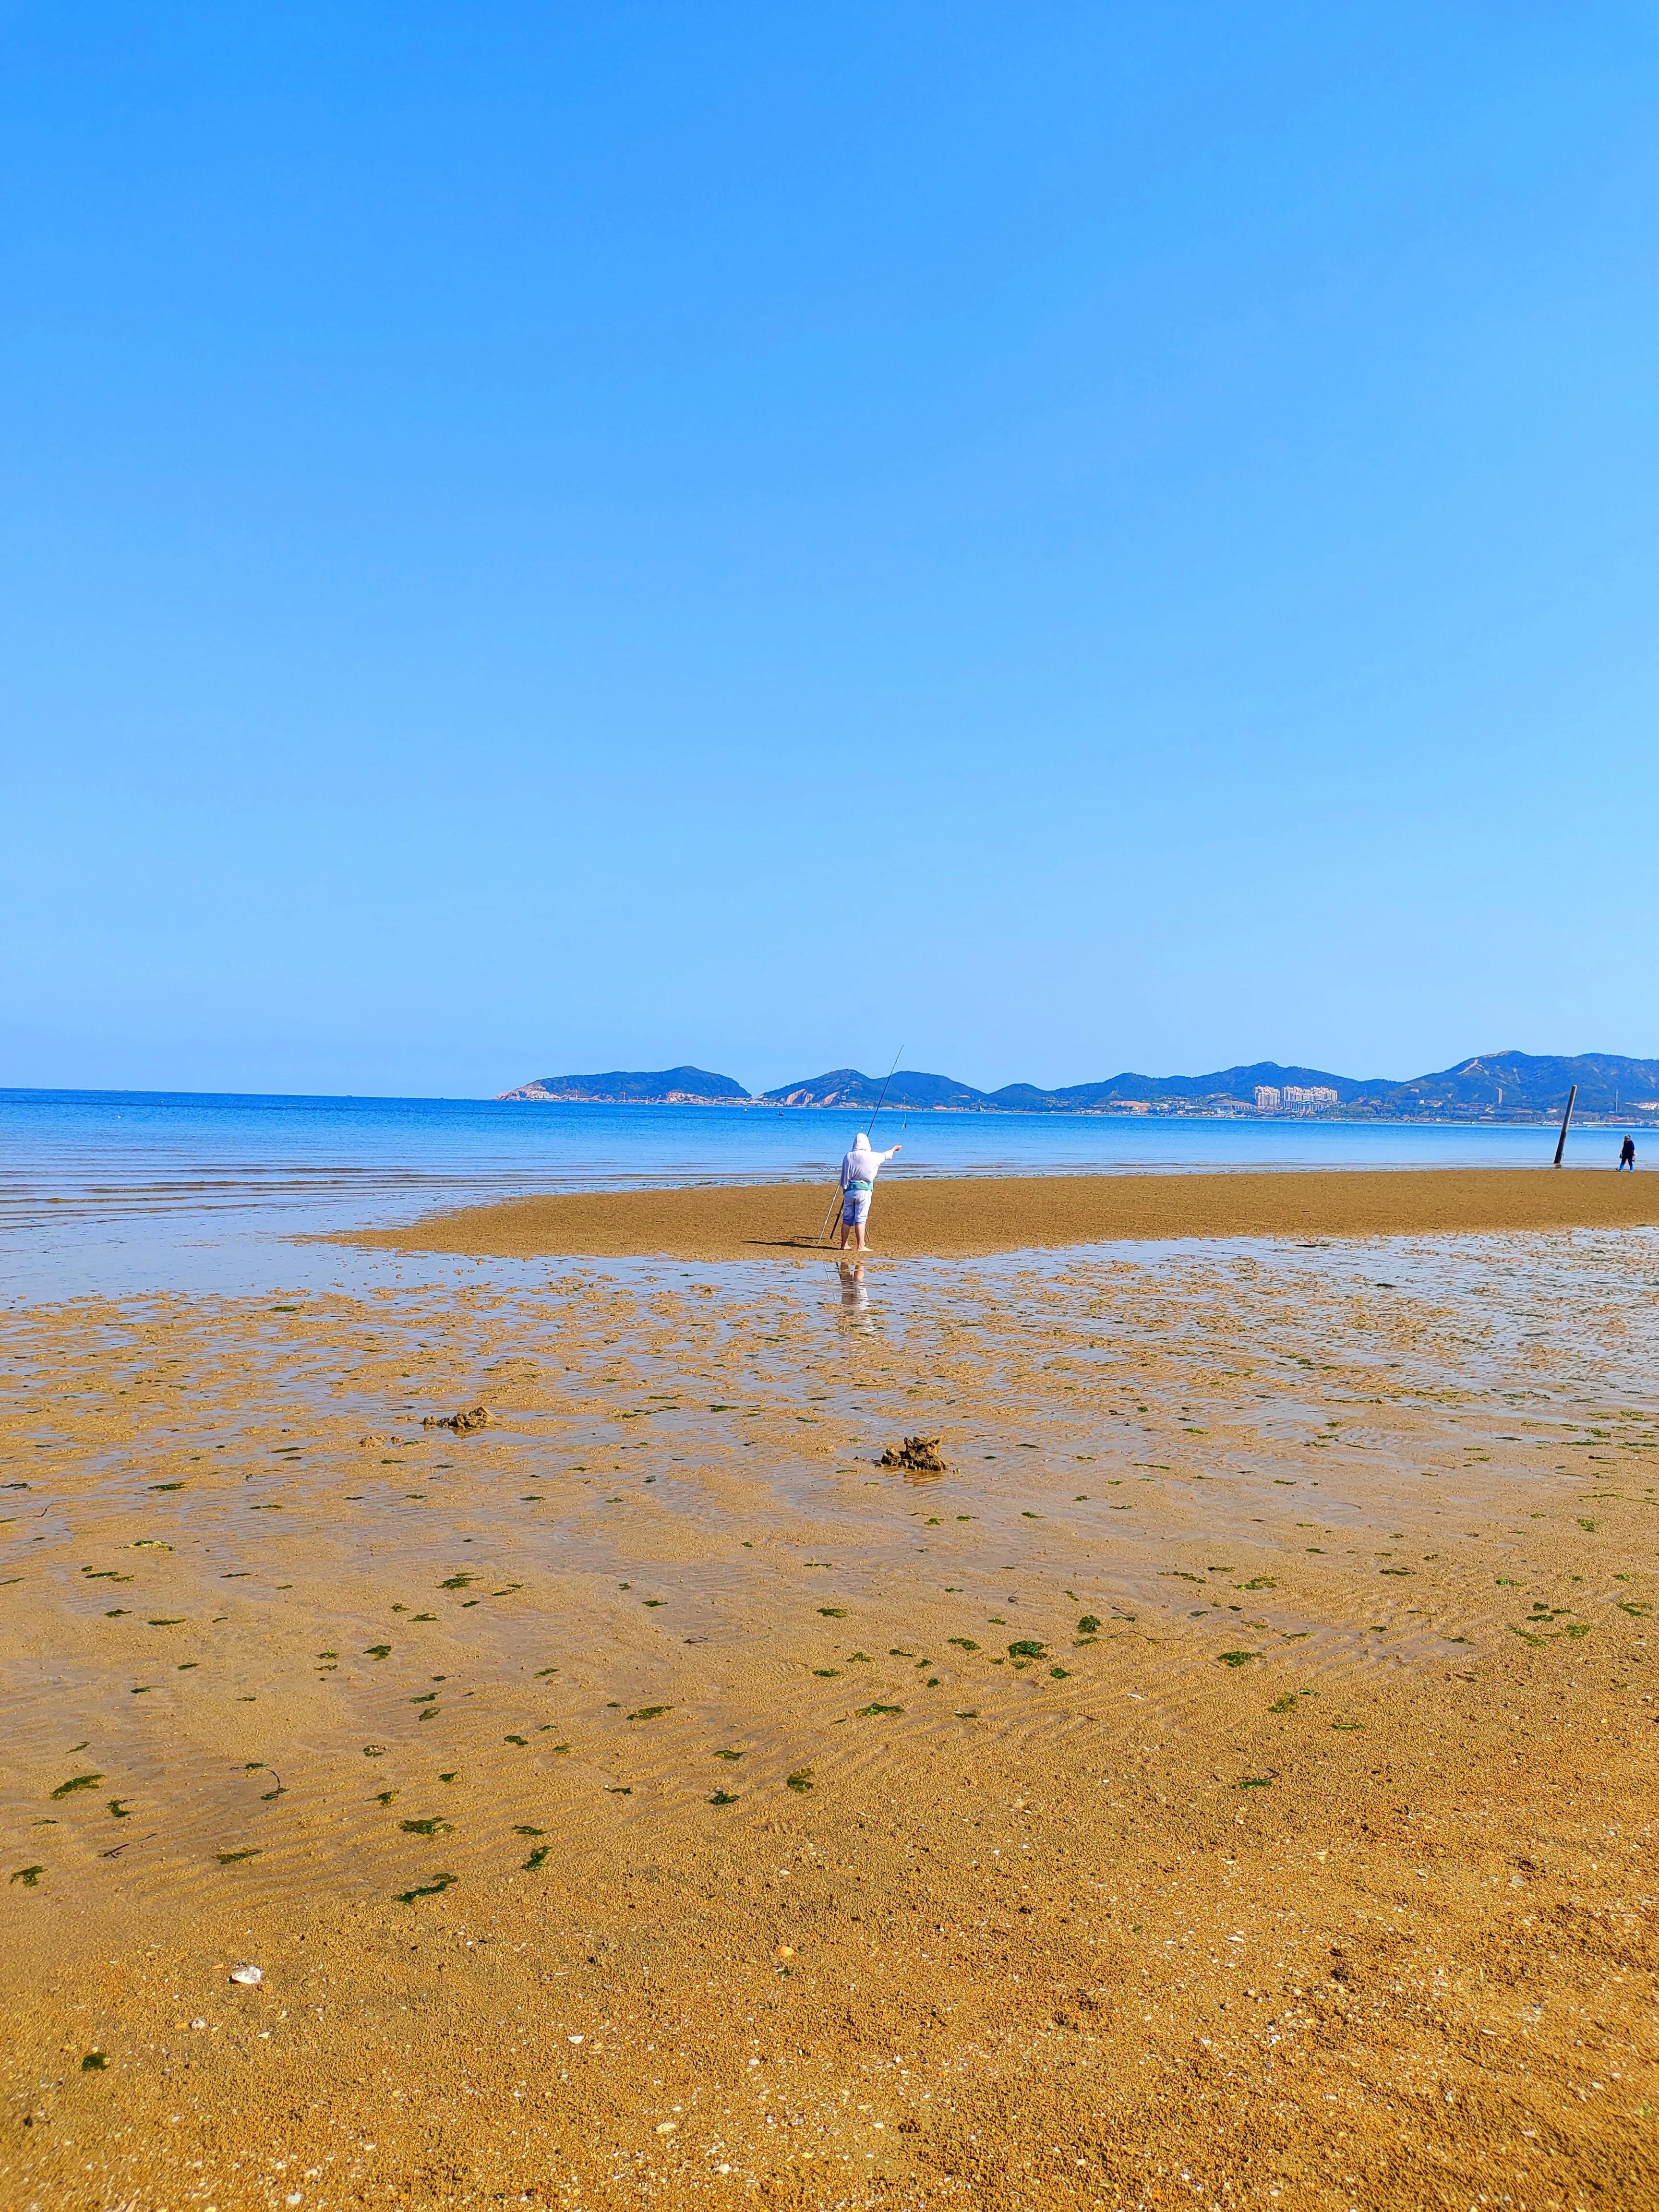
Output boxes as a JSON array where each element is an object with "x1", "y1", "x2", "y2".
[
  {"x1": 422, "y1": 1405, "x2": 492, "y2": 1435},
  {"x1": 880, "y1": 1434, "x2": 949, "y2": 1473}
]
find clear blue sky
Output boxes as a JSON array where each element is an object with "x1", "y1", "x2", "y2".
[{"x1": 4, "y1": 2, "x2": 1656, "y2": 1097}]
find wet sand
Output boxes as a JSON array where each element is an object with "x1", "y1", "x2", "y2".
[
  {"x1": 341, "y1": 1165, "x2": 1659, "y2": 1262},
  {"x1": 4, "y1": 1231, "x2": 1659, "y2": 2208}
]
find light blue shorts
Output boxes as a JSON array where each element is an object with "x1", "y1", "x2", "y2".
[{"x1": 842, "y1": 1181, "x2": 873, "y2": 1226}]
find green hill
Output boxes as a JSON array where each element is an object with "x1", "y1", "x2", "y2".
[{"x1": 497, "y1": 1066, "x2": 750, "y2": 1103}]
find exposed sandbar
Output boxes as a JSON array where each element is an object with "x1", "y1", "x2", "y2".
[
  {"x1": 6, "y1": 1239, "x2": 1659, "y2": 2204},
  {"x1": 341, "y1": 1163, "x2": 1659, "y2": 1260}
]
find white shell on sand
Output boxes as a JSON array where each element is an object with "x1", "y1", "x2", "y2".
[{"x1": 229, "y1": 1964, "x2": 263, "y2": 1986}]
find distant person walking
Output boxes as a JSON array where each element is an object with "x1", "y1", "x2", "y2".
[
  {"x1": 839, "y1": 1130, "x2": 901, "y2": 1252},
  {"x1": 1619, "y1": 1134, "x2": 1637, "y2": 1171}
]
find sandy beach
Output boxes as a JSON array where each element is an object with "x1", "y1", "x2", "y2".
[
  {"x1": 341, "y1": 1165, "x2": 1659, "y2": 1262},
  {"x1": 4, "y1": 1214, "x2": 1658, "y2": 2208},
  {"x1": 11, "y1": 0, "x2": 1652, "y2": 2200}
]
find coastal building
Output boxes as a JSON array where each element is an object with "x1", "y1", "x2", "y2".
[{"x1": 1255, "y1": 1084, "x2": 1339, "y2": 1113}]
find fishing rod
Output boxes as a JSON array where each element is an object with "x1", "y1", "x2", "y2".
[{"x1": 817, "y1": 1046, "x2": 903, "y2": 1244}]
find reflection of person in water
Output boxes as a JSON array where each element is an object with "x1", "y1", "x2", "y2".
[{"x1": 838, "y1": 1259, "x2": 870, "y2": 1314}]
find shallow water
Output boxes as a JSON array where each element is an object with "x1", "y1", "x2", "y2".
[
  {"x1": 2, "y1": 1084, "x2": 1634, "y2": 1300},
  {"x1": 6, "y1": 1227, "x2": 1655, "y2": 1919}
]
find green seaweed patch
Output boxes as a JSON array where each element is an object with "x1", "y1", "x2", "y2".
[
  {"x1": 628, "y1": 1706, "x2": 672, "y2": 1721},
  {"x1": 522, "y1": 1845, "x2": 551, "y2": 1872},
  {"x1": 400, "y1": 1816, "x2": 453, "y2": 1837},
  {"x1": 855, "y1": 1703, "x2": 903, "y2": 1717},
  {"x1": 365, "y1": 1645, "x2": 391, "y2": 1659},
  {"x1": 513, "y1": 1825, "x2": 546, "y2": 1835},
  {"x1": 818, "y1": 1607, "x2": 847, "y2": 1618},
  {"x1": 709, "y1": 1790, "x2": 740, "y2": 1806},
  {"x1": 1238, "y1": 1777, "x2": 1273, "y2": 1790},
  {"x1": 785, "y1": 1768, "x2": 815, "y2": 1793},
  {"x1": 11, "y1": 1865, "x2": 44, "y2": 1887},
  {"x1": 1077, "y1": 1616, "x2": 1101, "y2": 1635},
  {"x1": 1008, "y1": 1640, "x2": 1046, "y2": 1659},
  {"x1": 812, "y1": 1668, "x2": 840, "y2": 1678},
  {"x1": 948, "y1": 1638, "x2": 980, "y2": 1652},
  {"x1": 1216, "y1": 1651, "x2": 1260, "y2": 1668},
  {"x1": 1238, "y1": 1577, "x2": 1276, "y2": 1591},
  {"x1": 81, "y1": 2051, "x2": 108, "y2": 2071},
  {"x1": 439, "y1": 1574, "x2": 475, "y2": 1590},
  {"x1": 396, "y1": 1872, "x2": 457, "y2": 1904},
  {"x1": 216, "y1": 1848, "x2": 261, "y2": 1864},
  {"x1": 1269, "y1": 1695, "x2": 1299, "y2": 1713},
  {"x1": 714, "y1": 1749, "x2": 745, "y2": 1761},
  {"x1": 50, "y1": 1774, "x2": 103, "y2": 1799},
  {"x1": 1049, "y1": 1666, "x2": 1070, "y2": 1679}
]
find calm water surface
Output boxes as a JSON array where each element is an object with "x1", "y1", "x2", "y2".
[{"x1": 0, "y1": 1087, "x2": 1635, "y2": 1301}]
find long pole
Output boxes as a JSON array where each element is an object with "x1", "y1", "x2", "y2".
[
  {"x1": 1552, "y1": 1083, "x2": 1577, "y2": 1168},
  {"x1": 817, "y1": 1048, "x2": 904, "y2": 1244},
  {"x1": 864, "y1": 1052, "x2": 903, "y2": 1145}
]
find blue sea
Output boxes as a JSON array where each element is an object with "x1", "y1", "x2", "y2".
[{"x1": 0, "y1": 1087, "x2": 1638, "y2": 1302}]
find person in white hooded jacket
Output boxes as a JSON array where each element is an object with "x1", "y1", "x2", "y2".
[{"x1": 839, "y1": 1130, "x2": 902, "y2": 1252}]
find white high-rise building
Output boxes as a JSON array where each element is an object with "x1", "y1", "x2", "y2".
[{"x1": 1256, "y1": 1083, "x2": 1338, "y2": 1113}]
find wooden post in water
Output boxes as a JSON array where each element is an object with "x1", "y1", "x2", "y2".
[{"x1": 1552, "y1": 1083, "x2": 1577, "y2": 1168}]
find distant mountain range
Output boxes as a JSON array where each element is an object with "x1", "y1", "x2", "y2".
[{"x1": 498, "y1": 1051, "x2": 1659, "y2": 1120}]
